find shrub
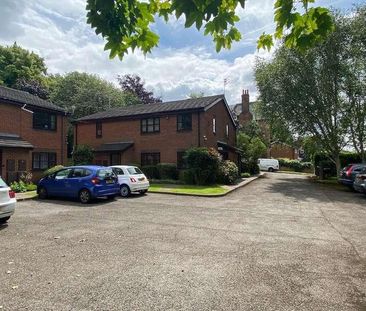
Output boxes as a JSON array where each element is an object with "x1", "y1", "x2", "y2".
[
  {"x1": 43, "y1": 165, "x2": 64, "y2": 177},
  {"x1": 314, "y1": 152, "x2": 362, "y2": 176},
  {"x1": 10, "y1": 181, "x2": 27, "y2": 193},
  {"x1": 26, "y1": 183, "x2": 37, "y2": 191},
  {"x1": 20, "y1": 171, "x2": 33, "y2": 184},
  {"x1": 241, "y1": 161, "x2": 260, "y2": 175},
  {"x1": 157, "y1": 163, "x2": 178, "y2": 180},
  {"x1": 278, "y1": 158, "x2": 313, "y2": 172},
  {"x1": 218, "y1": 160, "x2": 239, "y2": 185},
  {"x1": 241, "y1": 172, "x2": 251, "y2": 178},
  {"x1": 181, "y1": 169, "x2": 196, "y2": 185},
  {"x1": 73, "y1": 145, "x2": 94, "y2": 165},
  {"x1": 141, "y1": 165, "x2": 160, "y2": 179},
  {"x1": 184, "y1": 147, "x2": 220, "y2": 185}
]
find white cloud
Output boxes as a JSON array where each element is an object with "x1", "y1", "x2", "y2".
[{"x1": 0, "y1": 0, "x2": 276, "y2": 106}]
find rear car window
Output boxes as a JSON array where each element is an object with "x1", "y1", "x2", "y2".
[
  {"x1": 0, "y1": 177, "x2": 8, "y2": 188},
  {"x1": 97, "y1": 168, "x2": 115, "y2": 180},
  {"x1": 70, "y1": 168, "x2": 92, "y2": 178},
  {"x1": 112, "y1": 167, "x2": 124, "y2": 175},
  {"x1": 127, "y1": 167, "x2": 143, "y2": 175}
]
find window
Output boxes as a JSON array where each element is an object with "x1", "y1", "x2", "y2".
[
  {"x1": 32, "y1": 152, "x2": 56, "y2": 170},
  {"x1": 225, "y1": 124, "x2": 229, "y2": 138},
  {"x1": 54, "y1": 169, "x2": 71, "y2": 180},
  {"x1": 177, "y1": 151, "x2": 187, "y2": 169},
  {"x1": 141, "y1": 153, "x2": 160, "y2": 166},
  {"x1": 33, "y1": 111, "x2": 57, "y2": 131},
  {"x1": 97, "y1": 168, "x2": 115, "y2": 180},
  {"x1": 177, "y1": 113, "x2": 192, "y2": 131},
  {"x1": 96, "y1": 122, "x2": 102, "y2": 138},
  {"x1": 213, "y1": 117, "x2": 216, "y2": 134},
  {"x1": 141, "y1": 118, "x2": 160, "y2": 133},
  {"x1": 69, "y1": 168, "x2": 92, "y2": 178},
  {"x1": 112, "y1": 167, "x2": 124, "y2": 175},
  {"x1": 127, "y1": 167, "x2": 143, "y2": 175}
]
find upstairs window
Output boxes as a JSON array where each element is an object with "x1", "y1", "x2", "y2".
[
  {"x1": 213, "y1": 117, "x2": 216, "y2": 134},
  {"x1": 96, "y1": 122, "x2": 102, "y2": 138},
  {"x1": 177, "y1": 113, "x2": 192, "y2": 131},
  {"x1": 33, "y1": 111, "x2": 56, "y2": 131},
  {"x1": 141, "y1": 118, "x2": 160, "y2": 134}
]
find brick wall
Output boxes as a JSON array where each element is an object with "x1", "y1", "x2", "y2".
[
  {"x1": 0, "y1": 101, "x2": 68, "y2": 182},
  {"x1": 76, "y1": 99, "x2": 238, "y2": 165}
]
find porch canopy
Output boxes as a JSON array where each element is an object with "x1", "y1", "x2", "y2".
[
  {"x1": 217, "y1": 141, "x2": 242, "y2": 154},
  {"x1": 94, "y1": 141, "x2": 134, "y2": 152},
  {"x1": 0, "y1": 133, "x2": 33, "y2": 149}
]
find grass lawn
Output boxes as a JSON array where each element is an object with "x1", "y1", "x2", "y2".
[{"x1": 149, "y1": 183, "x2": 227, "y2": 196}]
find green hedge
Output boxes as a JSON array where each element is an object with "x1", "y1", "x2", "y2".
[
  {"x1": 278, "y1": 158, "x2": 313, "y2": 172},
  {"x1": 141, "y1": 165, "x2": 160, "y2": 179},
  {"x1": 157, "y1": 163, "x2": 178, "y2": 180},
  {"x1": 313, "y1": 152, "x2": 362, "y2": 176},
  {"x1": 217, "y1": 160, "x2": 239, "y2": 185},
  {"x1": 241, "y1": 161, "x2": 260, "y2": 175}
]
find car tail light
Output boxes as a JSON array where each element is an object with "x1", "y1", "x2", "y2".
[
  {"x1": 9, "y1": 190, "x2": 16, "y2": 199},
  {"x1": 346, "y1": 165, "x2": 354, "y2": 177},
  {"x1": 130, "y1": 177, "x2": 136, "y2": 183},
  {"x1": 91, "y1": 177, "x2": 100, "y2": 185}
]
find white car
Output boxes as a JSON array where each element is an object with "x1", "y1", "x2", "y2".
[
  {"x1": 0, "y1": 177, "x2": 16, "y2": 224},
  {"x1": 111, "y1": 165, "x2": 150, "y2": 197},
  {"x1": 257, "y1": 158, "x2": 279, "y2": 172}
]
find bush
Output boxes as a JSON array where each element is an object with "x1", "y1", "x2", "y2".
[
  {"x1": 20, "y1": 171, "x2": 33, "y2": 184},
  {"x1": 278, "y1": 158, "x2": 313, "y2": 172},
  {"x1": 26, "y1": 183, "x2": 37, "y2": 191},
  {"x1": 73, "y1": 145, "x2": 94, "y2": 165},
  {"x1": 313, "y1": 152, "x2": 362, "y2": 177},
  {"x1": 241, "y1": 161, "x2": 260, "y2": 175},
  {"x1": 181, "y1": 169, "x2": 197, "y2": 185},
  {"x1": 157, "y1": 163, "x2": 178, "y2": 180},
  {"x1": 10, "y1": 181, "x2": 27, "y2": 193},
  {"x1": 141, "y1": 165, "x2": 160, "y2": 179},
  {"x1": 43, "y1": 165, "x2": 64, "y2": 177},
  {"x1": 241, "y1": 172, "x2": 251, "y2": 178},
  {"x1": 184, "y1": 147, "x2": 220, "y2": 185},
  {"x1": 218, "y1": 161, "x2": 239, "y2": 185}
]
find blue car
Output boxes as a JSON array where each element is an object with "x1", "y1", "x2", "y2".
[{"x1": 37, "y1": 166, "x2": 120, "y2": 203}]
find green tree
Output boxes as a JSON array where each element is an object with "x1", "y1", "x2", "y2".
[
  {"x1": 73, "y1": 145, "x2": 94, "y2": 165},
  {"x1": 0, "y1": 43, "x2": 47, "y2": 87},
  {"x1": 255, "y1": 12, "x2": 353, "y2": 173},
  {"x1": 86, "y1": 0, "x2": 334, "y2": 59},
  {"x1": 49, "y1": 72, "x2": 138, "y2": 119}
]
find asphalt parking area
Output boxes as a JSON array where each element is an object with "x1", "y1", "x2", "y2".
[{"x1": 0, "y1": 173, "x2": 366, "y2": 310}]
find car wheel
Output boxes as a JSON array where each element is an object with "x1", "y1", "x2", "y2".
[
  {"x1": 79, "y1": 189, "x2": 92, "y2": 204},
  {"x1": 38, "y1": 186, "x2": 48, "y2": 199},
  {"x1": 268, "y1": 167, "x2": 274, "y2": 172},
  {"x1": 0, "y1": 216, "x2": 10, "y2": 224},
  {"x1": 120, "y1": 185, "x2": 131, "y2": 198}
]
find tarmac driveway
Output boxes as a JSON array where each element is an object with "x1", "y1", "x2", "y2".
[{"x1": 0, "y1": 173, "x2": 366, "y2": 310}]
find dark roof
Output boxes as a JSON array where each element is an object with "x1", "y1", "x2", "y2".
[
  {"x1": 0, "y1": 132, "x2": 34, "y2": 149},
  {"x1": 0, "y1": 85, "x2": 65, "y2": 113},
  {"x1": 94, "y1": 141, "x2": 134, "y2": 152},
  {"x1": 77, "y1": 95, "x2": 225, "y2": 122}
]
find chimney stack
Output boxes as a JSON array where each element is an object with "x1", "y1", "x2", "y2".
[{"x1": 242, "y1": 89, "x2": 249, "y2": 114}]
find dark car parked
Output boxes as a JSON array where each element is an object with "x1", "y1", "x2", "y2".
[
  {"x1": 37, "y1": 166, "x2": 120, "y2": 203},
  {"x1": 338, "y1": 164, "x2": 366, "y2": 188},
  {"x1": 353, "y1": 167, "x2": 366, "y2": 194}
]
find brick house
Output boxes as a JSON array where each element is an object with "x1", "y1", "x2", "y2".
[
  {"x1": 75, "y1": 95, "x2": 239, "y2": 167},
  {"x1": 232, "y1": 90, "x2": 299, "y2": 160},
  {"x1": 0, "y1": 86, "x2": 68, "y2": 182}
]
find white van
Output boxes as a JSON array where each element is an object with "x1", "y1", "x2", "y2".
[{"x1": 257, "y1": 158, "x2": 279, "y2": 172}]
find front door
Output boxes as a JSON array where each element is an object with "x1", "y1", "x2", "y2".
[{"x1": 110, "y1": 153, "x2": 121, "y2": 165}]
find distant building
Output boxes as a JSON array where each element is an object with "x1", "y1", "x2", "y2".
[{"x1": 231, "y1": 90, "x2": 298, "y2": 160}]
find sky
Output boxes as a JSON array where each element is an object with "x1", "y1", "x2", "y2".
[{"x1": 0, "y1": 0, "x2": 361, "y2": 106}]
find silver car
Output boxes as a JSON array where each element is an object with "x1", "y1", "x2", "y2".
[
  {"x1": 353, "y1": 167, "x2": 366, "y2": 194},
  {"x1": 0, "y1": 177, "x2": 16, "y2": 224}
]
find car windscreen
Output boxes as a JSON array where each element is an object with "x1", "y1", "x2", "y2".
[
  {"x1": 97, "y1": 168, "x2": 115, "y2": 180},
  {"x1": 0, "y1": 177, "x2": 8, "y2": 188},
  {"x1": 127, "y1": 167, "x2": 143, "y2": 175}
]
